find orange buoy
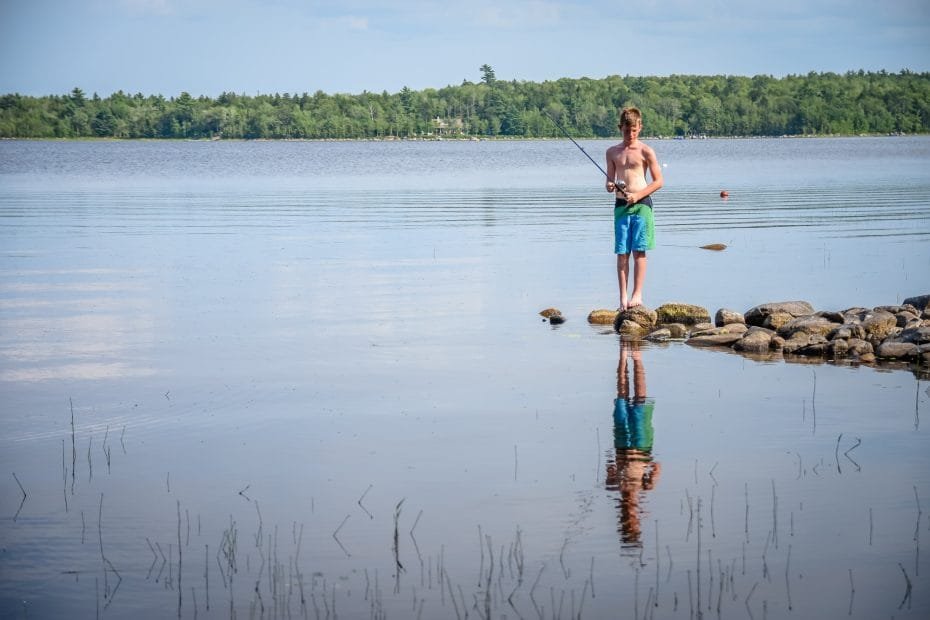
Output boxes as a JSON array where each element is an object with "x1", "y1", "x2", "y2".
[{"x1": 720, "y1": 190, "x2": 730, "y2": 198}]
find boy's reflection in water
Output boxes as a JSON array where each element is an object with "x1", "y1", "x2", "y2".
[{"x1": 605, "y1": 340, "x2": 661, "y2": 549}]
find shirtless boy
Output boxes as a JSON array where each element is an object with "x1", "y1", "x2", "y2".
[{"x1": 605, "y1": 107, "x2": 664, "y2": 309}]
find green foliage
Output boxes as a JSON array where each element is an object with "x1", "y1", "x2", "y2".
[{"x1": 2, "y1": 71, "x2": 928, "y2": 139}]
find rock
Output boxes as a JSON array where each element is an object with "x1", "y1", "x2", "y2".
[
  {"x1": 549, "y1": 314, "x2": 566, "y2": 325},
  {"x1": 762, "y1": 312, "x2": 795, "y2": 331},
  {"x1": 616, "y1": 319, "x2": 647, "y2": 336},
  {"x1": 841, "y1": 307, "x2": 870, "y2": 323},
  {"x1": 903, "y1": 294, "x2": 930, "y2": 312},
  {"x1": 816, "y1": 310, "x2": 846, "y2": 323},
  {"x1": 771, "y1": 335, "x2": 786, "y2": 349},
  {"x1": 715, "y1": 308, "x2": 745, "y2": 327},
  {"x1": 860, "y1": 310, "x2": 898, "y2": 340},
  {"x1": 777, "y1": 315, "x2": 840, "y2": 339},
  {"x1": 859, "y1": 352, "x2": 877, "y2": 363},
  {"x1": 646, "y1": 328, "x2": 672, "y2": 342},
  {"x1": 692, "y1": 323, "x2": 748, "y2": 337},
  {"x1": 895, "y1": 311, "x2": 920, "y2": 328},
  {"x1": 655, "y1": 303, "x2": 711, "y2": 326},
  {"x1": 664, "y1": 323, "x2": 690, "y2": 339},
  {"x1": 828, "y1": 324, "x2": 866, "y2": 341},
  {"x1": 796, "y1": 342, "x2": 829, "y2": 357},
  {"x1": 686, "y1": 332, "x2": 745, "y2": 347},
  {"x1": 539, "y1": 308, "x2": 562, "y2": 318},
  {"x1": 876, "y1": 304, "x2": 920, "y2": 316},
  {"x1": 693, "y1": 322, "x2": 714, "y2": 332},
  {"x1": 700, "y1": 243, "x2": 727, "y2": 251},
  {"x1": 587, "y1": 309, "x2": 618, "y2": 325},
  {"x1": 614, "y1": 305, "x2": 657, "y2": 331},
  {"x1": 876, "y1": 342, "x2": 918, "y2": 359},
  {"x1": 889, "y1": 326, "x2": 930, "y2": 345},
  {"x1": 828, "y1": 338, "x2": 849, "y2": 357},
  {"x1": 744, "y1": 301, "x2": 815, "y2": 327},
  {"x1": 847, "y1": 339, "x2": 874, "y2": 357},
  {"x1": 734, "y1": 327, "x2": 776, "y2": 353},
  {"x1": 782, "y1": 332, "x2": 813, "y2": 354}
]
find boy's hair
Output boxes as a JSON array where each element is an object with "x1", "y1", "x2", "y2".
[{"x1": 619, "y1": 107, "x2": 642, "y2": 128}]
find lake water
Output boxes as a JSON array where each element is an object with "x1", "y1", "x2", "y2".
[{"x1": 1, "y1": 137, "x2": 929, "y2": 619}]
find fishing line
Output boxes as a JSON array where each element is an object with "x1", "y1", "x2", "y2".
[{"x1": 547, "y1": 113, "x2": 611, "y2": 180}]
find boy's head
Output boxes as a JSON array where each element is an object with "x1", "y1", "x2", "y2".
[{"x1": 618, "y1": 107, "x2": 642, "y2": 130}]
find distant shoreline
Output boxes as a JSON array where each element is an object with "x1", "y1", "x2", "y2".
[{"x1": 2, "y1": 132, "x2": 923, "y2": 143}]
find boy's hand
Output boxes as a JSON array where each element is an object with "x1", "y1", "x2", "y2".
[{"x1": 606, "y1": 181, "x2": 616, "y2": 192}]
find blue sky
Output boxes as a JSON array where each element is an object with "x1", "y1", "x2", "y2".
[{"x1": 1, "y1": 0, "x2": 928, "y2": 97}]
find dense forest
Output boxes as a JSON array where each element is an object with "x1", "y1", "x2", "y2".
[{"x1": 1, "y1": 67, "x2": 928, "y2": 139}]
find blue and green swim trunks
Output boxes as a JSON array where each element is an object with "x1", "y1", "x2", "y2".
[
  {"x1": 613, "y1": 397, "x2": 656, "y2": 452},
  {"x1": 614, "y1": 196, "x2": 655, "y2": 254}
]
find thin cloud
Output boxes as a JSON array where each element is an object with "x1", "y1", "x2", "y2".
[{"x1": 473, "y1": 1, "x2": 562, "y2": 28}]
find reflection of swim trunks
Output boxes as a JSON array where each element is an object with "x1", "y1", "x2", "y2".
[
  {"x1": 614, "y1": 196, "x2": 655, "y2": 254},
  {"x1": 613, "y1": 397, "x2": 655, "y2": 452}
]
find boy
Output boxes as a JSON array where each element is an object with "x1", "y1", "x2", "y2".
[{"x1": 606, "y1": 107, "x2": 663, "y2": 309}]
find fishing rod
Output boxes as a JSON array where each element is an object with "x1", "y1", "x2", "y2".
[{"x1": 547, "y1": 113, "x2": 616, "y2": 183}]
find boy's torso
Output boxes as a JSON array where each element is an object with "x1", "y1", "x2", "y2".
[{"x1": 608, "y1": 141, "x2": 649, "y2": 192}]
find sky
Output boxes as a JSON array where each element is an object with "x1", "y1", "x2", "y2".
[{"x1": 1, "y1": 0, "x2": 929, "y2": 97}]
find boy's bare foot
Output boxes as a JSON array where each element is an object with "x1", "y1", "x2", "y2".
[{"x1": 628, "y1": 295, "x2": 643, "y2": 308}]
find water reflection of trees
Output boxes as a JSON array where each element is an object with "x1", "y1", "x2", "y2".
[{"x1": 606, "y1": 340, "x2": 660, "y2": 550}]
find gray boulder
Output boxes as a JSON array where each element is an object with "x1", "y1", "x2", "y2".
[
  {"x1": 734, "y1": 327, "x2": 776, "y2": 353},
  {"x1": 745, "y1": 301, "x2": 815, "y2": 327},
  {"x1": 861, "y1": 310, "x2": 898, "y2": 341},
  {"x1": 692, "y1": 323, "x2": 748, "y2": 337},
  {"x1": 828, "y1": 324, "x2": 866, "y2": 341},
  {"x1": 616, "y1": 319, "x2": 648, "y2": 336},
  {"x1": 646, "y1": 328, "x2": 672, "y2": 342},
  {"x1": 777, "y1": 315, "x2": 840, "y2": 339},
  {"x1": 664, "y1": 323, "x2": 690, "y2": 339},
  {"x1": 763, "y1": 312, "x2": 796, "y2": 330},
  {"x1": 876, "y1": 342, "x2": 919, "y2": 360},
  {"x1": 715, "y1": 308, "x2": 746, "y2": 327},
  {"x1": 614, "y1": 305, "x2": 658, "y2": 331},
  {"x1": 903, "y1": 294, "x2": 930, "y2": 312},
  {"x1": 686, "y1": 332, "x2": 745, "y2": 347}
]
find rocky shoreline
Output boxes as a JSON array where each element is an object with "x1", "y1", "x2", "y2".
[{"x1": 543, "y1": 294, "x2": 930, "y2": 378}]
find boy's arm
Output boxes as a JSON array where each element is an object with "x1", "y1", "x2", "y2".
[
  {"x1": 626, "y1": 146, "x2": 664, "y2": 204},
  {"x1": 605, "y1": 148, "x2": 617, "y2": 192}
]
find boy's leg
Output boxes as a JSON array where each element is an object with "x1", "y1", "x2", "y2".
[
  {"x1": 628, "y1": 251, "x2": 647, "y2": 307},
  {"x1": 617, "y1": 253, "x2": 631, "y2": 309}
]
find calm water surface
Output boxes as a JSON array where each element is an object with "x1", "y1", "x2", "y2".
[{"x1": 1, "y1": 138, "x2": 929, "y2": 619}]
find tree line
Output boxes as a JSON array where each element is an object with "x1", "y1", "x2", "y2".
[{"x1": 1, "y1": 69, "x2": 928, "y2": 140}]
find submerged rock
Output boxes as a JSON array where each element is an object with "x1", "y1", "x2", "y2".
[{"x1": 686, "y1": 332, "x2": 745, "y2": 347}]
